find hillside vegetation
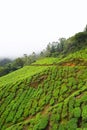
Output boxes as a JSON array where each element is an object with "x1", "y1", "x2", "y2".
[{"x1": 0, "y1": 31, "x2": 87, "y2": 130}]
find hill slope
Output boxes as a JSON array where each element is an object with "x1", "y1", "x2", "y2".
[{"x1": 0, "y1": 32, "x2": 87, "y2": 130}]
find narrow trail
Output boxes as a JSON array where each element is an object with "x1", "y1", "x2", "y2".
[
  {"x1": 30, "y1": 63, "x2": 59, "y2": 66},
  {"x1": 30, "y1": 63, "x2": 76, "y2": 67},
  {"x1": 30, "y1": 61, "x2": 87, "y2": 66}
]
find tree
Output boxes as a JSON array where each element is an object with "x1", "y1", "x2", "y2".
[
  {"x1": 0, "y1": 67, "x2": 6, "y2": 76},
  {"x1": 84, "y1": 25, "x2": 87, "y2": 32},
  {"x1": 59, "y1": 38, "x2": 66, "y2": 52},
  {"x1": 31, "y1": 52, "x2": 37, "y2": 62},
  {"x1": 45, "y1": 43, "x2": 51, "y2": 57},
  {"x1": 0, "y1": 58, "x2": 12, "y2": 66},
  {"x1": 40, "y1": 51, "x2": 44, "y2": 57},
  {"x1": 13, "y1": 58, "x2": 24, "y2": 69},
  {"x1": 23, "y1": 54, "x2": 29, "y2": 65},
  {"x1": 56, "y1": 43, "x2": 60, "y2": 52},
  {"x1": 51, "y1": 44, "x2": 56, "y2": 53}
]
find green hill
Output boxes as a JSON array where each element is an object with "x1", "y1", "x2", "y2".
[{"x1": 0, "y1": 31, "x2": 87, "y2": 130}]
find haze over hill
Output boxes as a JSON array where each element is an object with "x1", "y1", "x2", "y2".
[
  {"x1": 0, "y1": 0, "x2": 87, "y2": 58},
  {"x1": 0, "y1": 27, "x2": 87, "y2": 77}
]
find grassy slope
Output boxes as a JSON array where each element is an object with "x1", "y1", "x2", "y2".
[
  {"x1": 0, "y1": 66, "x2": 49, "y2": 86},
  {"x1": 0, "y1": 44, "x2": 87, "y2": 129},
  {"x1": 33, "y1": 48, "x2": 87, "y2": 65}
]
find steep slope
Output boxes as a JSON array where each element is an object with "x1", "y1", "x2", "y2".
[
  {"x1": 32, "y1": 48, "x2": 87, "y2": 66},
  {"x1": 0, "y1": 65, "x2": 87, "y2": 130},
  {"x1": 0, "y1": 32, "x2": 87, "y2": 130}
]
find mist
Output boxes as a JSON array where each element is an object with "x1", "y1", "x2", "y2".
[{"x1": 0, "y1": 0, "x2": 87, "y2": 58}]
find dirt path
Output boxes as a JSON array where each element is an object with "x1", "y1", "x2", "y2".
[{"x1": 30, "y1": 62, "x2": 76, "y2": 67}]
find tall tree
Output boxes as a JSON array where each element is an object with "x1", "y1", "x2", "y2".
[
  {"x1": 45, "y1": 43, "x2": 51, "y2": 57},
  {"x1": 84, "y1": 25, "x2": 87, "y2": 32},
  {"x1": 59, "y1": 38, "x2": 66, "y2": 52}
]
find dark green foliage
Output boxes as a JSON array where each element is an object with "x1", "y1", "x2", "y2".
[
  {"x1": 68, "y1": 97, "x2": 75, "y2": 118},
  {"x1": 75, "y1": 32, "x2": 87, "y2": 43},
  {"x1": 51, "y1": 124, "x2": 58, "y2": 130},
  {"x1": 82, "y1": 105, "x2": 87, "y2": 122},
  {"x1": 50, "y1": 98, "x2": 55, "y2": 106},
  {"x1": 59, "y1": 124, "x2": 66, "y2": 130},
  {"x1": 34, "y1": 115, "x2": 48, "y2": 130},
  {"x1": 65, "y1": 118, "x2": 77, "y2": 130},
  {"x1": 73, "y1": 107, "x2": 81, "y2": 118}
]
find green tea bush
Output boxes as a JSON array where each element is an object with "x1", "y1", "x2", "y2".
[
  {"x1": 51, "y1": 124, "x2": 58, "y2": 130},
  {"x1": 61, "y1": 101, "x2": 68, "y2": 119},
  {"x1": 50, "y1": 113, "x2": 60, "y2": 122},
  {"x1": 68, "y1": 97, "x2": 75, "y2": 118},
  {"x1": 33, "y1": 115, "x2": 48, "y2": 130},
  {"x1": 5, "y1": 111, "x2": 15, "y2": 123},
  {"x1": 50, "y1": 98, "x2": 55, "y2": 106},
  {"x1": 53, "y1": 89, "x2": 59, "y2": 97},
  {"x1": 65, "y1": 118, "x2": 77, "y2": 130},
  {"x1": 60, "y1": 84, "x2": 67, "y2": 95},
  {"x1": 58, "y1": 124, "x2": 66, "y2": 130},
  {"x1": 82, "y1": 105, "x2": 87, "y2": 122},
  {"x1": 73, "y1": 107, "x2": 81, "y2": 118}
]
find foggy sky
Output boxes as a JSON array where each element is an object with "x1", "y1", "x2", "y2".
[{"x1": 0, "y1": 0, "x2": 87, "y2": 58}]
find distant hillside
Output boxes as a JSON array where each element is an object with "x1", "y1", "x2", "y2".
[
  {"x1": 0, "y1": 30, "x2": 87, "y2": 130},
  {"x1": 0, "y1": 30, "x2": 87, "y2": 78}
]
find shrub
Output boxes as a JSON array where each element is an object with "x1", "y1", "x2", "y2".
[
  {"x1": 73, "y1": 107, "x2": 81, "y2": 118},
  {"x1": 68, "y1": 97, "x2": 75, "y2": 119},
  {"x1": 34, "y1": 115, "x2": 48, "y2": 130},
  {"x1": 6, "y1": 111, "x2": 15, "y2": 123},
  {"x1": 61, "y1": 102, "x2": 68, "y2": 119},
  {"x1": 53, "y1": 89, "x2": 59, "y2": 97},
  {"x1": 82, "y1": 122, "x2": 87, "y2": 128},
  {"x1": 50, "y1": 98, "x2": 55, "y2": 106},
  {"x1": 60, "y1": 84, "x2": 67, "y2": 95},
  {"x1": 38, "y1": 116, "x2": 48, "y2": 129},
  {"x1": 65, "y1": 118, "x2": 77, "y2": 130},
  {"x1": 50, "y1": 113, "x2": 60, "y2": 122},
  {"x1": 58, "y1": 124, "x2": 66, "y2": 130},
  {"x1": 82, "y1": 105, "x2": 87, "y2": 122},
  {"x1": 23, "y1": 108, "x2": 29, "y2": 118},
  {"x1": 51, "y1": 124, "x2": 58, "y2": 130}
]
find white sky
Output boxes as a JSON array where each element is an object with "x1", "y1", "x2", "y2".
[{"x1": 0, "y1": 0, "x2": 87, "y2": 58}]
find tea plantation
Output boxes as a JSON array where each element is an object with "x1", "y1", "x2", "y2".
[{"x1": 0, "y1": 39, "x2": 87, "y2": 129}]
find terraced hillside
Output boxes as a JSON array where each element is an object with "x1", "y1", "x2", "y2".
[{"x1": 0, "y1": 32, "x2": 87, "y2": 130}]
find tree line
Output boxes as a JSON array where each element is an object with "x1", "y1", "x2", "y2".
[{"x1": 0, "y1": 25, "x2": 87, "y2": 77}]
